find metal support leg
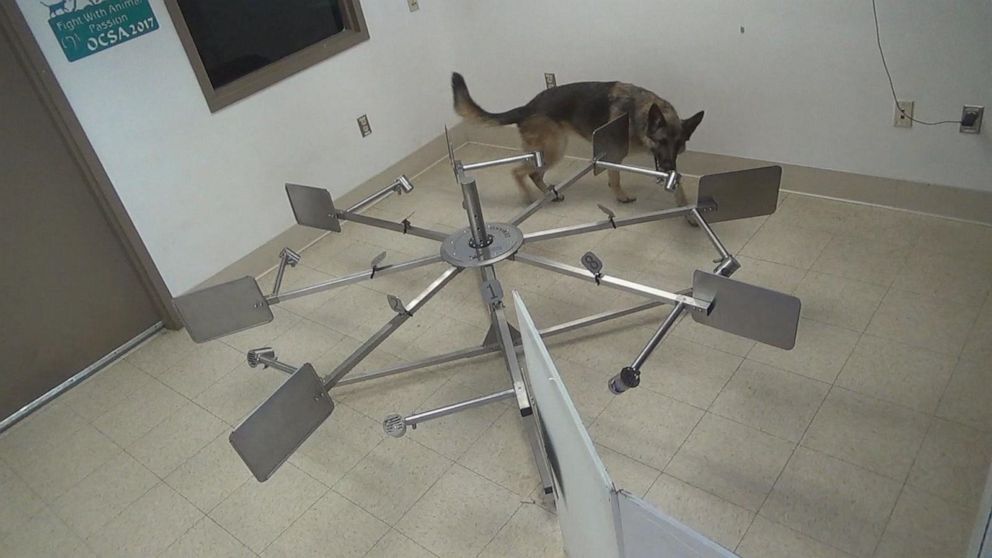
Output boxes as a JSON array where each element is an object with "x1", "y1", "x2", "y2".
[
  {"x1": 608, "y1": 301, "x2": 687, "y2": 394},
  {"x1": 271, "y1": 248, "x2": 301, "y2": 296},
  {"x1": 321, "y1": 266, "x2": 462, "y2": 389},
  {"x1": 382, "y1": 388, "x2": 515, "y2": 437},
  {"x1": 690, "y1": 208, "x2": 740, "y2": 278}
]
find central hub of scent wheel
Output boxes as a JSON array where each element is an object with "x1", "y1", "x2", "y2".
[{"x1": 440, "y1": 223, "x2": 524, "y2": 268}]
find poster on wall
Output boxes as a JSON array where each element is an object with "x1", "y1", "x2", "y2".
[{"x1": 43, "y1": 0, "x2": 159, "y2": 62}]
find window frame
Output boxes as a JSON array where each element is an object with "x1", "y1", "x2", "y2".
[{"x1": 163, "y1": 0, "x2": 369, "y2": 112}]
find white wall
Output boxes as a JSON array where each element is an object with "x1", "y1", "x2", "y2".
[
  {"x1": 443, "y1": 0, "x2": 991, "y2": 192},
  {"x1": 16, "y1": 0, "x2": 459, "y2": 294}
]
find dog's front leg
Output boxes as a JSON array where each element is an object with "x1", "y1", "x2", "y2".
[{"x1": 608, "y1": 170, "x2": 636, "y2": 203}]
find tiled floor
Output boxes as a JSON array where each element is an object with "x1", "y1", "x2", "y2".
[{"x1": 3, "y1": 143, "x2": 991, "y2": 557}]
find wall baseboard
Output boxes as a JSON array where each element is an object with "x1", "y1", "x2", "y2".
[
  {"x1": 466, "y1": 124, "x2": 992, "y2": 226},
  {"x1": 190, "y1": 123, "x2": 470, "y2": 293},
  {"x1": 191, "y1": 118, "x2": 991, "y2": 299}
]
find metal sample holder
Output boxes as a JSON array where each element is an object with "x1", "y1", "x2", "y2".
[{"x1": 174, "y1": 114, "x2": 800, "y2": 488}]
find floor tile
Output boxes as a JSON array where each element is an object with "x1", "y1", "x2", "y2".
[
  {"x1": 760, "y1": 447, "x2": 902, "y2": 557},
  {"x1": 741, "y1": 221, "x2": 833, "y2": 269},
  {"x1": 261, "y1": 490, "x2": 388, "y2": 558},
  {"x1": 835, "y1": 335, "x2": 955, "y2": 414},
  {"x1": 396, "y1": 464, "x2": 521, "y2": 558},
  {"x1": 765, "y1": 195, "x2": 854, "y2": 236},
  {"x1": 747, "y1": 318, "x2": 860, "y2": 383},
  {"x1": 0, "y1": 507, "x2": 95, "y2": 558},
  {"x1": 157, "y1": 341, "x2": 244, "y2": 399},
  {"x1": 866, "y1": 288, "x2": 978, "y2": 356},
  {"x1": 588, "y1": 388, "x2": 703, "y2": 470},
  {"x1": 643, "y1": 474, "x2": 754, "y2": 551},
  {"x1": 52, "y1": 451, "x2": 158, "y2": 538},
  {"x1": 285, "y1": 402, "x2": 384, "y2": 487},
  {"x1": 7, "y1": 423, "x2": 120, "y2": 503},
  {"x1": 710, "y1": 360, "x2": 829, "y2": 443},
  {"x1": 962, "y1": 294, "x2": 992, "y2": 363},
  {"x1": 891, "y1": 250, "x2": 992, "y2": 306},
  {"x1": 554, "y1": 357, "x2": 616, "y2": 426},
  {"x1": 92, "y1": 377, "x2": 187, "y2": 447},
  {"x1": 335, "y1": 437, "x2": 451, "y2": 525},
  {"x1": 165, "y1": 433, "x2": 252, "y2": 513},
  {"x1": 459, "y1": 409, "x2": 543, "y2": 497},
  {"x1": 801, "y1": 388, "x2": 929, "y2": 481},
  {"x1": 220, "y1": 305, "x2": 303, "y2": 354},
  {"x1": 0, "y1": 399, "x2": 85, "y2": 456},
  {"x1": 874, "y1": 485, "x2": 972, "y2": 558},
  {"x1": 666, "y1": 413, "x2": 794, "y2": 511},
  {"x1": 124, "y1": 328, "x2": 198, "y2": 377},
  {"x1": 160, "y1": 517, "x2": 253, "y2": 558},
  {"x1": 87, "y1": 482, "x2": 202, "y2": 558},
  {"x1": 0, "y1": 460, "x2": 45, "y2": 542},
  {"x1": 60, "y1": 359, "x2": 156, "y2": 422},
  {"x1": 737, "y1": 516, "x2": 854, "y2": 558},
  {"x1": 733, "y1": 256, "x2": 807, "y2": 294},
  {"x1": 937, "y1": 358, "x2": 992, "y2": 431},
  {"x1": 333, "y1": 365, "x2": 450, "y2": 423},
  {"x1": 365, "y1": 530, "x2": 437, "y2": 558},
  {"x1": 673, "y1": 315, "x2": 756, "y2": 357},
  {"x1": 127, "y1": 400, "x2": 227, "y2": 477},
  {"x1": 638, "y1": 336, "x2": 743, "y2": 409},
  {"x1": 811, "y1": 235, "x2": 908, "y2": 287},
  {"x1": 479, "y1": 503, "x2": 565, "y2": 558},
  {"x1": 193, "y1": 364, "x2": 286, "y2": 426},
  {"x1": 792, "y1": 272, "x2": 887, "y2": 332},
  {"x1": 595, "y1": 443, "x2": 661, "y2": 498},
  {"x1": 405, "y1": 379, "x2": 508, "y2": 460},
  {"x1": 908, "y1": 418, "x2": 992, "y2": 509},
  {"x1": 267, "y1": 317, "x2": 347, "y2": 368},
  {"x1": 210, "y1": 463, "x2": 327, "y2": 553}
]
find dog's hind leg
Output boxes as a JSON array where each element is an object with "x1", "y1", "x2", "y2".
[
  {"x1": 514, "y1": 117, "x2": 565, "y2": 199},
  {"x1": 608, "y1": 170, "x2": 636, "y2": 203}
]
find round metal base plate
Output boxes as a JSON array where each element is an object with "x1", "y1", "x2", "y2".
[{"x1": 440, "y1": 223, "x2": 524, "y2": 268}]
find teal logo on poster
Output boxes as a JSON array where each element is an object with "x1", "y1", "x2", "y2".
[{"x1": 45, "y1": 0, "x2": 159, "y2": 62}]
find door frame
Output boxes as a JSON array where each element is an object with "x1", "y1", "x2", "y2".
[{"x1": 0, "y1": 2, "x2": 180, "y2": 329}]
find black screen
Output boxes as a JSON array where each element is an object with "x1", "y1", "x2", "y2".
[{"x1": 177, "y1": 0, "x2": 346, "y2": 88}]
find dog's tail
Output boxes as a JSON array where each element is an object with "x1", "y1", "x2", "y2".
[{"x1": 452, "y1": 72, "x2": 529, "y2": 126}]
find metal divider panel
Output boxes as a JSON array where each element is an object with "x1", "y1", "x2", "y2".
[
  {"x1": 696, "y1": 166, "x2": 782, "y2": 223},
  {"x1": 592, "y1": 114, "x2": 630, "y2": 175},
  {"x1": 513, "y1": 291, "x2": 622, "y2": 558},
  {"x1": 174, "y1": 276, "x2": 273, "y2": 343},
  {"x1": 285, "y1": 183, "x2": 341, "y2": 232},
  {"x1": 229, "y1": 363, "x2": 334, "y2": 482},
  {"x1": 691, "y1": 270, "x2": 801, "y2": 349},
  {"x1": 616, "y1": 490, "x2": 738, "y2": 557}
]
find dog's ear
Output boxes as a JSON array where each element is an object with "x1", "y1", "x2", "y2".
[
  {"x1": 647, "y1": 104, "x2": 667, "y2": 134},
  {"x1": 682, "y1": 111, "x2": 705, "y2": 140}
]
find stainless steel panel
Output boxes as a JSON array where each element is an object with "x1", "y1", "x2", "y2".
[
  {"x1": 174, "y1": 276, "x2": 273, "y2": 342},
  {"x1": 696, "y1": 166, "x2": 782, "y2": 223},
  {"x1": 691, "y1": 270, "x2": 800, "y2": 349},
  {"x1": 229, "y1": 363, "x2": 334, "y2": 482},
  {"x1": 285, "y1": 183, "x2": 341, "y2": 232}
]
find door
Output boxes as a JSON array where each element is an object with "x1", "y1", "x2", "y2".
[{"x1": 0, "y1": 21, "x2": 161, "y2": 421}]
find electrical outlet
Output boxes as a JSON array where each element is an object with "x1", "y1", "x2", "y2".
[
  {"x1": 544, "y1": 73, "x2": 556, "y2": 89},
  {"x1": 960, "y1": 105, "x2": 984, "y2": 134},
  {"x1": 407, "y1": 0, "x2": 419, "y2": 12},
  {"x1": 894, "y1": 100, "x2": 914, "y2": 128},
  {"x1": 357, "y1": 114, "x2": 372, "y2": 137}
]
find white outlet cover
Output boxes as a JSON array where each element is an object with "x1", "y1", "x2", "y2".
[{"x1": 894, "y1": 100, "x2": 914, "y2": 128}]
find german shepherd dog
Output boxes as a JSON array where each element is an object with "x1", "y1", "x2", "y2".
[{"x1": 451, "y1": 72, "x2": 704, "y2": 205}]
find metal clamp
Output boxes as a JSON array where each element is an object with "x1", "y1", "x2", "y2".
[
  {"x1": 369, "y1": 251, "x2": 387, "y2": 279},
  {"x1": 597, "y1": 204, "x2": 616, "y2": 228},
  {"x1": 581, "y1": 251, "x2": 605, "y2": 285}
]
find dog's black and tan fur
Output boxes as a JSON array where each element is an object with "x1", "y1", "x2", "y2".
[{"x1": 451, "y1": 72, "x2": 704, "y2": 204}]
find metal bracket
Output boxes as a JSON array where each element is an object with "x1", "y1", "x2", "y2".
[
  {"x1": 387, "y1": 294, "x2": 412, "y2": 317},
  {"x1": 369, "y1": 251, "x2": 387, "y2": 279},
  {"x1": 597, "y1": 204, "x2": 617, "y2": 228},
  {"x1": 581, "y1": 251, "x2": 605, "y2": 285},
  {"x1": 247, "y1": 348, "x2": 276, "y2": 368}
]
